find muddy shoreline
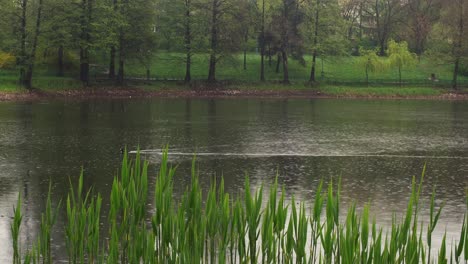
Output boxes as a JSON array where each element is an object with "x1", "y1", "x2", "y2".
[{"x1": 1, "y1": 87, "x2": 468, "y2": 101}]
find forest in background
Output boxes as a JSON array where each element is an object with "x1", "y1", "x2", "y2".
[{"x1": 0, "y1": 0, "x2": 467, "y2": 90}]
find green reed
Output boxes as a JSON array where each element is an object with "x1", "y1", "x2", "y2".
[{"x1": 9, "y1": 149, "x2": 468, "y2": 263}]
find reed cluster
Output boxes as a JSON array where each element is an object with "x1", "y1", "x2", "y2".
[{"x1": 10, "y1": 149, "x2": 468, "y2": 263}]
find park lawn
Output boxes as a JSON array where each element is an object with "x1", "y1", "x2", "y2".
[
  {"x1": 125, "y1": 52, "x2": 468, "y2": 84},
  {"x1": 1, "y1": 52, "x2": 467, "y2": 94}
]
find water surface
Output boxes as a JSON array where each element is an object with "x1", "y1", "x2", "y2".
[{"x1": 0, "y1": 98, "x2": 467, "y2": 261}]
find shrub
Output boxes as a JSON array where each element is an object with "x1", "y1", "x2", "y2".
[
  {"x1": 459, "y1": 60, "x2": 468, "y2": 76},
  {"x1": 0, "y1": 51, "x2": 16, "y2": 69}
]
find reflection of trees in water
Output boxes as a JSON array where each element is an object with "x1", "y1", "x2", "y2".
[{"x1": 0, "y1": 98, "x2": 467, "y2": 261}]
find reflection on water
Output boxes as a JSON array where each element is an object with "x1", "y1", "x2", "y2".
[{"x1": 0, "y1": 98, "x2": 467, "y2": 262}]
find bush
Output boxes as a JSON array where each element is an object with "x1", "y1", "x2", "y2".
[
  {"x1": 459, "y1": 61, "x2": 468, "y2": 76},
  {"x1": 36, "y1": 48, "x2": 79, "y2": 72},
  {"x1": 0, "y1": 51, "x2": 16, "y2": 69}
]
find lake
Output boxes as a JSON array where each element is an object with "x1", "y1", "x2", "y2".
[{"x1": 0, "y1": 98, "x2": 467, "y2": 262}]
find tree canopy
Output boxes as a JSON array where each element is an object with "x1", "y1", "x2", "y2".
[{"x1": 0, "y1": 0, "x2": 467, "y2": 88}]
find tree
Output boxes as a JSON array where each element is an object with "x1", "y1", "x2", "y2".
[
  {"x1": 205, "y1": 0, "x2": 244, "y2": 82},
  {"x1": 387, "y1": 40, "x2": 417, "y2": 86},
  {"x1": 358, "y1": 48, "x2": 383, "y2": 85},
  {"x1": 369, "y1": 0, "x2": 403, "y2": 56},
  {"x1": 40, "y1": 0, "x2": 77, "y2": 77},
  {"x1": 427, "y1": 0, "x2": 468, "y2": 89},
  {"x1": 115, "y1": 0, "x2": 158, "y2": 85},
  {"x1": 271, "y1": 0, "x2": 305, "y2": 84},
  {"x1": 306, "y1": 0, "x2": 347, "y2": 83},
  {"x1": 78, "y1": 0, "x2": 93, "y2": 85},
  {"x1": 446, "y1": 0, "x2": 468, "y2": 89},
  {"x1": 6, "y1": 0, "x2": 46, "y2": 89},
  {"x1": 156, "y1": 0, "x2": 200, "y2": 83},
  {"x1": 401, "y1": 0, "x2": 441, "y2": 56}
]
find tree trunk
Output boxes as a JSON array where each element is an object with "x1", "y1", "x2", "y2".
[
  {"x1": 243, "y1": 50, "x2": 247, "y2": 70},
  {"x1": 109, "y1": 47, "x2": 115, "y2": 79},
  {"x1": 359, "y1": 2, "x2": 363, "y2": 40},
  {"x1": 208, "y1": 55, "x2": 216, "y2": 82},
  {"x1": 18, "y1": 0, "x2": 28, "y2": 88},
  {"x1": 275, "y1": 53, "x2": 281, "y2": 73},
  {"x1": 116, "y1": 0, "x2": 127, "y2": 86},
  {"x1": 309, "y1": 0, "x2": 319, "y2": 83},
  {"x1": 260, "y1": 0, "x2": 265, "y2": 81},
  {"x1": 184, "y1": 0, "x2": 191, "y2": 83},
  {"x1": 375, "y1": 0, "x2": 386, "y2": 56},
  {"x1": 398, "y1": 65, "x2": 402, "y2": 87},
  {"x1": 80, "y1": 49, "x2": 89, "y2": 85},
  {"x1": 24, "y1": 0, "x2": 43, "y2": 89},
  {"x1": 117, "y1": 57, "x2": 124, "y2": 85},
  {"x1": 452, "y1": 0, "x2": 464, "y2": 90},
  {"x1": 57, "y1": 45, "x2": 64, "y2": 77},
  {"x1": 185, "y1": 52, "x2": 191, "y2": 83},
  {"x1": 453, "y1": 57, "x2": 460, "y2": 89},
  {"x1": 109, "y1": 0, "x2": 117, "y2": 79},
  {"x1": 379, "y1": 40, "x2": 386, "y2": 56},
  {"x1": 79, "y1": 0, "x2": 91, "y2": 86},
  {"x1": 146, "y1": 68, "x2": 150, "y2": 81},
  {"x1": 207, "y1": 0, "x2": 218, "y2": 82},
  {"x1": 268, "y1": 44, "x2": 272, "y2": 66},
  {"x1": 282, "y1": 50, "x2": 289, "y2": 84},
  {"x1": 310, "y1": 52, "x2": 317, "y2": 83},
  {"x1": 365, "y1": 62, "x2": 369, "y2": 86}
]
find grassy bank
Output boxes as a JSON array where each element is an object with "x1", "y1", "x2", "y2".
[
  {"x1": 2, "y1": 53, "x2": 468, "y2": 92},
  {"x1": 10, "y1": 150, "x2": 468, "y2": 263}
]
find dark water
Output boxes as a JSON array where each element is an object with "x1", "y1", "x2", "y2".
[{"x1": 0, "y1": 98, "x2": 467, "y2": 261}]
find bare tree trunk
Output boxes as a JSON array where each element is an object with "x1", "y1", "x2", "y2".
[
  {"x1": 108, "y1": 0, "x2": 117, "y2": 79},
  {"x1": 79, "y1": 0, "x2": 91, "y2": 86},
  {"x1": 116, "y1": 0, "x2": 127, "y2": 86},
  {"x1": 260, "y1": 0, "x2": 265, "y2": 81},
  {"x1": 268, "y1": 44, "x2": 272, "y2": 66},
  {"x1": 57, "y1": 45, "x2": 64, "y2": 77},
  {"x1": 276, "y1": 53, "x2": 281, "y2": 73},
  {"x1": 207, "y1": 0, "x2": 218, "y2": 82},
  {"x1": 398, "y1": 65, "x2": 402, "y2": 87},
  {"x1": 109, "y1": 47, "x2": 115, "y2": 79},
  {"x1": 184, "y1": 0, "x2": 192, "y2": 83},
  {"x1": 117, "y1": 43, "x2": 124, "y2": 85},
  {"x1": 309, "y1": 0, "x2": 319, "y2": 83},
  {"x1": 375, "y1": 0, "x2": 386, "y2": 56},
  {"x1": 452, "y1": 0, "x2": 464, "y2": 90},
  {"x1": 282, "y1": 50, "x2": 289, "y2": 84},
  {"x1": 24, "y1": 0, "x2": 44, "y2": 89},
  {"x1": 365, "y1": 61, "x2": 369, "y2": 86},
  {"x1": 359, "y1": 2, "x2": 363, "y2": 40},
  {"x1": 243, "y1": 50, "x2": 247, "y2": 70},
  {"x1": 18, "y1": 0, "x2": 28, "y2": 88}
]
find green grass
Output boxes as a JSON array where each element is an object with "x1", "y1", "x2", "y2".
[
  {"x1": 0, "y1": 69, "x2": 83, "y2": 92},
  {"x1": 125, "y1": 52, "x2": 468, "y2": 84},
  {"x1": 11, "y1": 149, "x2": 468, "y2": 263},
  {"x1": 1, "y1": 52, "x2": 468, "y2": 94}
]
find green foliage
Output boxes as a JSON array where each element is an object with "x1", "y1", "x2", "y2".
[
  {"x1": 0, "y1": 52, "x2": 15, "y2": 69},
  {"x1": 387, "y1": 40, "x2": 418, "y2": 85},
  {"x1": 9, "y1": 149, "x2": 468, "y2": 263},
  {"x1": 10, "y1": 193, "x2": 22, "y2": 264},
  {"x1": 358, "y1": 48, "x2": 384, "y2": 84},
  {"x1": 388, "y1": 40, "x2": 417, "y2": 69}
]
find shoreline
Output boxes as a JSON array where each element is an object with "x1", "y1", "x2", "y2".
[{"x1": 1, "y1": 87, "x2": 468, "y2": 101}]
